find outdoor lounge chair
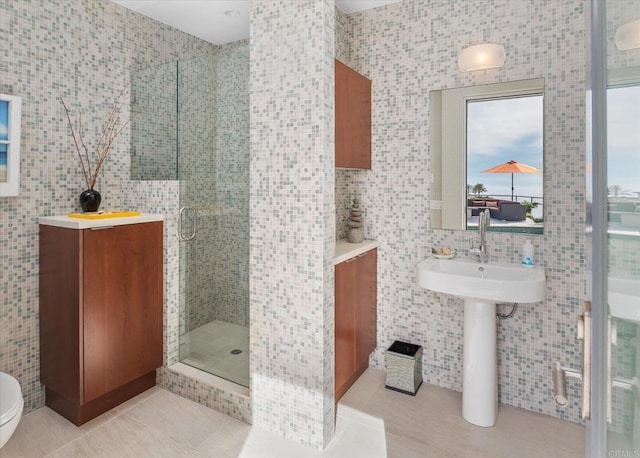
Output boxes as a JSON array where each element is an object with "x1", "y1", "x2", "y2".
[{"x1": 488, "y1": 201, "x2": 527, "y2": 221}]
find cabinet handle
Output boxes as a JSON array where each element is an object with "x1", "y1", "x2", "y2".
[
  {"x1": 345, "y1": 256, "x2": 357, "y2": 263},
  {"x1": 90, "y1": 226, "x2": 114, "y2": 230}
]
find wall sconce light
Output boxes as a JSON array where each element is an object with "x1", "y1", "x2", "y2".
[
  {"x1": 615, "y1": 19, "x2": 640, "y2": 51},
  {"x1": 458, "y1": 43, "x2": 506, "y2": 72}
]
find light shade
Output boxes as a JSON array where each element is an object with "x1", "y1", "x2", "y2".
[
  {"x1": 615, "y1": 19, "x2": 640, "y2": 51},
  {"x1": 458, "y1": 43, "x2": 506, "y2": 72}
]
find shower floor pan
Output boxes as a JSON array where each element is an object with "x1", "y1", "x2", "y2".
[{"x1": 181, "y1": 320, "x2": 249, "y2": 388}]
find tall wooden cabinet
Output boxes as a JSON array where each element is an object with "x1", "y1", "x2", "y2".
[
  {"x1": 335, "y1": 59, "x2": 372, "y2": 169},
  {"x1": 39, "y1": 216, "x2": 163, "y2": 425},
  {"x1": 335, "y1": 248, "x2": 377, "y2": 401}
]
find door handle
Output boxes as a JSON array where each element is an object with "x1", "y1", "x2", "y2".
[
  {"x1": 607, "y1": 316, "x2": 616, "y2": 424},
  {"x1": 577, "y1": 301, "x2": 613, "y2": 421},
  {"x1": 179, "y1": 207, "x2": 197, "y2": 241},
  {"x1": 578, "y1": 301, "x2": 592, "y2": 420},
  {"x1": 556, "y1": 306, "x2": 624, "y2": 418}
]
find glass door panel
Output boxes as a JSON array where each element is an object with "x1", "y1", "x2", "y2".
[
  {"x1": 177, "y1": 45, "x2": 250, "y2": 388},
  {"x1": 606, "y1": 79, "x2": 640, "y2": 452},
  {"x1": 588, "y1": 1, "x2": 640, "y2": 454}
]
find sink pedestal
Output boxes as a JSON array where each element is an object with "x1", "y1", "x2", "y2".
[{"x1": 463, "y1": 299, "x2": 497, "y2": 427}]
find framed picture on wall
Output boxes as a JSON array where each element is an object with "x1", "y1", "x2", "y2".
[{"x1": 0, "y1": 93, "x2": 22, "y2": 197}]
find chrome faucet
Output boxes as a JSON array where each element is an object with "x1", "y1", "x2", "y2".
[{"x1": 469, "y1": 209, "x2": 490, "y2": 263}]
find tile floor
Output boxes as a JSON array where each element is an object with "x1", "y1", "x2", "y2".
[
  {"x1": 2, "y1": 368, "x2": 585, "y2": 457},
  {"x1": 340, "y1": 369, "x2": 584, "y2": 458},
  {"x1": 181, "y1": 320, "x2": 250, "y2": 388}
]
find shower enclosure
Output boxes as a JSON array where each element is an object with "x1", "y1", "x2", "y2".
[
  {"x1": 131, "y1": 42, "x2": 250, "y2": 388},
  {"x1": 588, "y1": 0, "x2": 640, "y2": 454}
]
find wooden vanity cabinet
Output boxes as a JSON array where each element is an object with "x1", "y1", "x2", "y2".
[
  {"x1": 335, "y1": 59, "x2": 372, "y2": 169},
  {"x1": 39, "y1": 220, "x2": 163, "y2": 425},
  {"x1": 335, "y1": 248, "x2": 377, "y2": 401}
]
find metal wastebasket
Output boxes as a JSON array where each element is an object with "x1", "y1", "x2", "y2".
[{"x1": 385, "y1": 340, "x2": 423, "y2": 395}]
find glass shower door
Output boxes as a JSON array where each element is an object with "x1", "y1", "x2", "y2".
[
  {"x1": 589, "y1": 0, "x2": 640, "y2": 454},
  {"x1": 606, "y1": 77, "x2": 640, "y2": 453},
  {"x1": 130, "y1": 46, "x2": 250, "y2": 388},
  {"x1": 177, "y1": 45, "x2": 250, "y2": 388}
]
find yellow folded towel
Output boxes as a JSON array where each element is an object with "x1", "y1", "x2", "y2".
[{"x1": 67, "y1": 211, "x2": 142, "y2": 220}]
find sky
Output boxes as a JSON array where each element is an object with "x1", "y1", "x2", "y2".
[
  {"x1": 466, "y1": 95, "x2": 544, "y2": 202},
  {"x1": 607, "y1": 85, "x2": 640, "y2": 197},
  {"x1": 0, "y1": 100, "x2": 8, "y2": 139},
  {"x1": 465, "y1": 87, "x2": 640, "y2": 202},
  {"x1": 0, "y1": 100, "x2": 8, "y2": 167}
]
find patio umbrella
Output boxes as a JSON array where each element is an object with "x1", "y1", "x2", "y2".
[{"x1": 481, "y1": 160, "x2": 542, "y2": 201}]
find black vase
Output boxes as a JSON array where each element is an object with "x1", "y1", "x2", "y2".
[{"x1": 79, "y1": 189, "x2": 101, "y2": 212}]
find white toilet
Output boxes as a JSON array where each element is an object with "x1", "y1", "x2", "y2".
[{"x1": 0, "y1": 372, "x2": 24, "y2": 449}]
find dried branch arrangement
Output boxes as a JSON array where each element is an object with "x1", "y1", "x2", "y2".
[{"x1": 60, "y1": 90, "x2": 131, "y2": 190}]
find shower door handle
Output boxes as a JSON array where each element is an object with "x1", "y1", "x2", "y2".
[
  {"x1": 179, "y1": 206, "x2": 197, "y2": 241},
  {"x1": 607, "y1": 316, "x2": 616, "y2": 424},
  {"x1": 576, "y1": 302, "x2": 616, "y2": 423},
  {"x1": 579, "y1": 301, "x2": 592, "y2": 420}
]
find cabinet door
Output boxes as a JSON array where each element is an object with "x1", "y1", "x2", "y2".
[
  {"x1": 39, "y1": 225, "x2": 82, "y2": 403},
  {"x1": 348, "y1": 68, "x2": 372, "y2": 169},
  {"x1": 83, "y1": 222, "x2": 163, "y2": 402},
  {"x1": 355, "y1": 249, "x2": 377, "y2": 369},
  {"x1": 335, "y1": 60, "x2": 372, "y2": 169},
  {"x1": 335, "y1": 59, "x2": 351, "y2": 167},
  {"x1": 335, "y1": 257, "x2": 357, "y2": 399}
]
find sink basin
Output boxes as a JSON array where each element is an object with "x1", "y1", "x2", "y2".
[
  {"x1": 609, "y1": 276, "x2": 640, "y2": 323},
  {"x1": 417, "y1": 257, "x2": 546, "y2": 303}
]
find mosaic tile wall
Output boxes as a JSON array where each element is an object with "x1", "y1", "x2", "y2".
[
  {"x1": 176, "y1": 54, "x2": 219, "y2": 333},
  {"x1": 157, "y1": 366, "x2": 251, "y2": 423},
  {"x1": 334, "y1": 7, "x2": 357, "y2": 241},
  {"x1": 320, "y1": 2, "x2": 337, "y2": 447},
  {"x1": 335, "y1": 7, "x2": 350, "y2": 64},
  {"x1": 0, "y1": 0, "x2": 214, "y2": 414},
  {"x1": 130, "y1": 61, "x2": 178, "y2": 181},
  {"x1": 250, "y1": 0, "x2": 336, "y2": 450},
  {"x1": 606, "y1": 0, "x2": 640, "y2": 72},
  {"x1": 209, "y1": 40, "x2": 250, "y2": 328},
  {"x1": 336, "y1": 0, "x2": 588, "y2": 423}
]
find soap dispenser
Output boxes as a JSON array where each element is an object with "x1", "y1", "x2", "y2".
[{"x1": 521, "y1": 239, "x2": 535, "y2": 268}]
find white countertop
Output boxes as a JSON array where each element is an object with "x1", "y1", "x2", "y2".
[
  {"x1": 39, "y1": 213, "x2": 163, "y2": 229},
  {"x1": 335, "y1": 239, "x2": 378, "y2": 265}
]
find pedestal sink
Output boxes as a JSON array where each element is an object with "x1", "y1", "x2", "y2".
[
  {"x1": 605, "y1": 276, "x2": 640, "y2": 324},
  {"x1": 417, "y1": 257, "x2": 546, "y2": 427}
]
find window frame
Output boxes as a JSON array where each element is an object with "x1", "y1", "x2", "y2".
[
  {"x1": 438, "y1": 78, "x2": 545, "y2": 232},
  {"x1": 0, "y1": 93, "x2": 22, "y2": 197}
]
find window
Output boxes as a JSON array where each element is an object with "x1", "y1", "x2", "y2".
[
  {"x1": 606, "y1": 81, "x2": 640, "y2": 234},
  {"x1": 430, "y1": 78, "x2": 544, "y2": 234},
  {"x1": 0, "y1": 94, "x2": 22, "y2": 197},
  {"x1": 466, "y1": 95, "x2": 543, "y2": 231}
]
